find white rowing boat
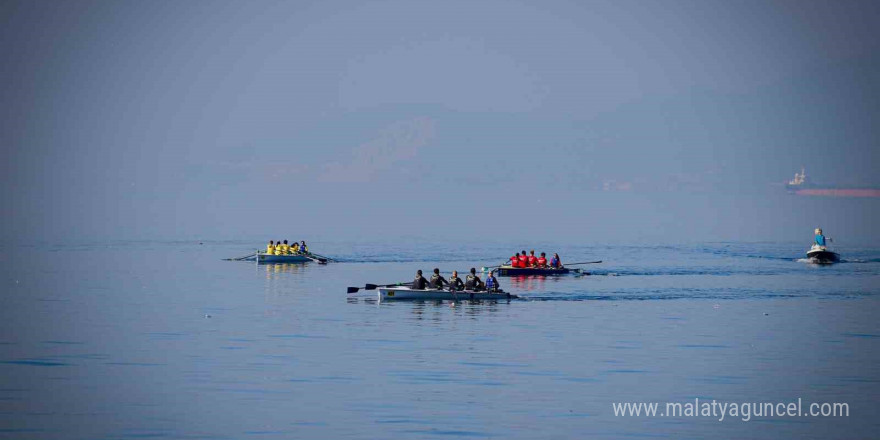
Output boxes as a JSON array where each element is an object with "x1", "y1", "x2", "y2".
[{"x1": 377, "y1": 287, "x2": 517, "y2": 302}]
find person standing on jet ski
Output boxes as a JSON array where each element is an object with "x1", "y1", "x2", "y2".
[{"x1": 814, "y1": 228, "x2": 831, "y2": 247}]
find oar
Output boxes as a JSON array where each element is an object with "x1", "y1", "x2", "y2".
[
  {"x1": 223, "y1": 251, "x2": 257, "y2": 261},
  {"x1": 303, "y1": 254, "x2": 328, "y2": 264},
  {"x1": 480, "y1": 264, "x2": 507, "y2": 272},
  {"x1": 347, "y1": 282, "x2": 406, "y2": 294},
  {"x1": 309, "y1": 252, "x2": 335, "y2": 262},
  {"x1": 564, "y1": 260, "x2": 602, "y2": 266}
]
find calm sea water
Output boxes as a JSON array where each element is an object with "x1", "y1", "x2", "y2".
[{"x1": 1, "y1": 241, "x2": 878, "y2": 439}]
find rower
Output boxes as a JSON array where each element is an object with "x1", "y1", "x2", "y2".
[
  {"x1": 448, "y1": 271, "x2": 464, "y2": 291},
  {"x1": 465, "y1": 268, "x2": 483, "y2": 291},
  {"x1": 518, "y1": 250, "x2": 528, "y2": 268},
  {"x1": 510, "y1": 253, "x2": 520, "y2": 268},
  {"x1": 274, "y1": 239, "x2": 283, "y2": 255},
  {"x1": 537, "y1": 252, "x2": 548, "y2": 268},
  {"x1": 550, "y1": 253, "x2": 561, "y2": 268},
  {"x1": 291, "y1": 242, "x2": 300, "y2": 254},
  {"x1": 300, "y1": 241, "x2": 309, "y2": 254},
  {"x1": 267, "y1": 240, "x2": 275, "y2": 255},
  {"x1": 485, "y1": 270, "x2": 500, "y2": 292},
  {"x1": 528, "y1": 250, "x2": 537, "y2": 268},
  {"x1": 412, "y1": 270, "x2": 429, "y2": 290},
  {"x1": 430, "y1": 268, "x2": 448, "y2": 289},
  {"x1": 281, "y1": 240, "x2": 290, "y2": 254}
]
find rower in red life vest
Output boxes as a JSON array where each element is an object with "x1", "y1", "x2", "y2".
[
  {"x1": 517, "y1": 251, "x2": 528, "y2": 268},
  {"x1": 537, "y1": 252, "x2": 548, "y2": 268},
  {"x1": 527, "y1": 250, "x2": 538, "y2": 267},
  {"x1": 510, "y1": 254, "x2": 521, "y2": 268}
]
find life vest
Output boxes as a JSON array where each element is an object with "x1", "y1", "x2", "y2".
[
  {"x1": 528, "y1": 255, "x2": 537, "y2": 267},
  {"x1": 510, "y1": 256, "x2": 520, "y2": 267},
  {"x1": 537, "y1": 257, "x2": 547, "y2": 267},
  {"x1": 518, "y1": 255, "x2": 528, "y2": 266},
  {"x1": 486, "y1": 276, "x2": 497, "y2": 290},
  {"x1": 301, "y1": 244, "x2": 309, "y2": 253},
  {"x1": 550, "y1": 257, "x2": 559, "y2": 267},
  {"x1": 430, "y1": 274, "x2": 446, "y2": 289},
  {"x1": 291, "y1": 244, "x2": 299, "y2": 253},
  {"x1": 267, "y1": 244, "x2": 275, "y2": 254}
]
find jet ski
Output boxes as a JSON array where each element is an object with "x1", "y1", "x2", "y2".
[{"x1": 806, "y1": 244, "x2": 840, "y2": 264}]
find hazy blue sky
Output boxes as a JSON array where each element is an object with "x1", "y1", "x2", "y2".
[{"x1": 2, "y1": 0, "x2": 878, "y2": 244}]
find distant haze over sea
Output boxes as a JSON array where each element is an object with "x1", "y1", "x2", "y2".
[{"x1": 2, "y1": 1, "x2": 877, "y2": 244}]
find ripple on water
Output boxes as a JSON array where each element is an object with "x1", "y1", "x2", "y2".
[
  {"x1": 399, "y1": 428, "x2": 495, "y2": 437},
  {"x1": 842, "y1": 333, "x2": 880, "y2": 338},
  {"x1": 3, "y1": 359, "x2": 70, "y2": 367}
]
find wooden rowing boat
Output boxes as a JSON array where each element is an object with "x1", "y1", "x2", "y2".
[{"x1": 377, "y1": 287, "x2": 517, "y2": 302}]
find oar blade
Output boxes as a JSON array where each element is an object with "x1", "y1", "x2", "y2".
[
  {"x1": 347, "y1": 287, "x2": 359, "y2": 294},
  {"x1": 365, "y1": 284, "x2": 378, "y2": 290}
]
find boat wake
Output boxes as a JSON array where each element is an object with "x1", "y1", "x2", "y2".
[{"x1": 518, "y1": 288, "x2": 809, "y2": 301}]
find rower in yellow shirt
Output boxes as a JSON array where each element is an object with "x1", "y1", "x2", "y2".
[
  {"x1": 280, "y1": 240, "x2": 290, "y2": 254},
  {"x1": 291, "y1": 242, "x2": 300, "y2": 254},
  {"x1": 266, "y1": 240, "x2": 275, "y2": 255},
  {"x1": 274, "y1": 239, "x2": 283, "y2": 255}
]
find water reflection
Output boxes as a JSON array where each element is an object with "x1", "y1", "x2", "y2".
[
  {"x1": 505, "y1": 274, "x2": 574, "y2": 292},
  {"x1": 346, "y1": 297, "x2": 511, "y2": 320},
  {"x1": 507, "y1": 275, "x2": 547, "y2": 291},
  {"x1": 260, "y1": 263, "x2": 305, "y2": 279},
  {"x1": 261, "y1": 263, "x2": 306, "y2": 300}
]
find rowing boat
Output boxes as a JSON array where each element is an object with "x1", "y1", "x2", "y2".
[
  {"x1": 495, "y1": 266, "x2": 573, "y2": 276},
  {"x1": 377, "y1": 287, "x2": 517, "y2": 302},
  {"x1": 255, "y1": 253, "x2": 313, "y2": 264}
]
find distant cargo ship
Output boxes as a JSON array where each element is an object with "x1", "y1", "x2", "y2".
[{"x1": 786, "y1": 168, "x2": 880, "y2": 197}]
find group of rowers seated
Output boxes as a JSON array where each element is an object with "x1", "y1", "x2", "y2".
[
  {"x1": 411, "y1": 268, "x2": 502, "y2": 292},
  {"x1": 508, "y1": 250, "x2": 562, "y2": 268},
  {"x1": 265, "y1": 240, "x2": 309, "y2": 255}
]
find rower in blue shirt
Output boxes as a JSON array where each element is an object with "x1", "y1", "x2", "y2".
[{"x1": 485, "y1": 271, "x2": 500, "y2": 292}]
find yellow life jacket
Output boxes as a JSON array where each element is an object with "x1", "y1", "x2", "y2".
[
  {"x1": 291, "y1": 244, "x2": 300, "y2": 253},
  {"x1": 267, "y1": 244, "x2": 275, "y2": 254},
  {"x1": 280, "y1": 244, "x2": 288, "y2": 254}
]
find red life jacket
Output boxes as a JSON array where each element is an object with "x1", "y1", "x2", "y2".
[
  {"x1": 510, "y1": 256, "x2": 520, "y2": 268},
  {"x1": 528, "y1": 255, "x2": 537, "y2": 266},
  {"x1": 518, "y1": 255, "x2": 528, "y2": 267},
  {"x1": 537, "y1": 257, "x2": 547, "y2": 267}
]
